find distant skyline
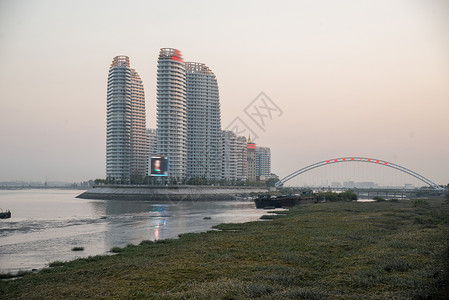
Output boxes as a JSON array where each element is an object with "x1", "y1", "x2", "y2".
[{"x1": 0, "y1": 0, "x2": 448, "y2": 184}]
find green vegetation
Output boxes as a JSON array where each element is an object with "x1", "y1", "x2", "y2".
[
  {"x1": 373, "y1": 196, "x2": 386, "y2": 202},
  {"x1": 319, "y1": 190, "x2": 358, "y2": 202},
  {"x1": 1, "y1": 198, "x2": 448, "y2": 299},
  {"x1": 110, "y1": 247, "x2": 122, "y2": 253},
  {"x1": 95, "y1": 175, "x2": 278, "y2": 187},
  {"x1": 48, "y1": 261, "x2": 65, "y2": 268},
  {"x1": 411, "y1": 199, "x2": 430, "y2": 208}
]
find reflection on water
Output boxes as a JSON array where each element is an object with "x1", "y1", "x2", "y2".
[{"x1": 0, "y1": 189, "x2": 266, "y2": 274}]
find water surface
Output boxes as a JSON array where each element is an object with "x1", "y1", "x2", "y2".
[{"x1": 0, "y1": 189, "x2": 267, "y2": 274}]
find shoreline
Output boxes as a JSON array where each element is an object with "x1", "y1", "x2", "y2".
[
  {"x1": 1, "y1": 198, "x2": 447, "y2": 298},
  {"x1": 76, "y1": 185, "x2": 269, "y2": 200}
]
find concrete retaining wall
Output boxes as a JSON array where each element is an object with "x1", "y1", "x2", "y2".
[{"x1": 77, "y1": 185, "x2": 268, "y2": 201}]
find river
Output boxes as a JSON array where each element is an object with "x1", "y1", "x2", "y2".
[{"x1": 0, "y1": 189, "x2": 268, "y2": 274}]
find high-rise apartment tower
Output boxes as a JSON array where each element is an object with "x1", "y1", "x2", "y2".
[
  {"x1": 106, "y1": 56, "x2": 148, "y2": 182},
  {"x1": 247, "y1": 139, "x2": 257, "y2": 182},
  {"x1": 185, "y1": 62, "x2": 222, "y2": 180},
  {"x1": 156, "y1": 48, "x2": 187, "y2": 179},
  {"x1": 256, "y1": 147, "x2": 271, "y2": 179}
]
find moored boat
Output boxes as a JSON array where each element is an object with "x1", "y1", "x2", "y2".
[
  {"x1": 254, "y1": 194, "x2": 321, "y2": 209},
  {"x1": 0, "y1": 209, "x2": 11, "y2": 219}
]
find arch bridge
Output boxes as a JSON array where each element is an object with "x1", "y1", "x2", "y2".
[{"x1": 275, "y1": 157, "x2": 443, "y2": 191}]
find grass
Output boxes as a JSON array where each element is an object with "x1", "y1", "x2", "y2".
[{"x1": 1, "y1": 198, "x2": 448, "y2": 299}]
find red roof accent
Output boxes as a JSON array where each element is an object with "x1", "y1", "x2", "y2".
[{"x1": 171, "y1": 56, "x2": 183, "y2": 62}]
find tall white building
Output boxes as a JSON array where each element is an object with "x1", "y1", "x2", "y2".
[
  {"x1": 222, "y1": 131, "x2": 238, "y2": 180},
  {"x1": 185, "y1": 62, "x2": 222, "y2": 180},
  {"x1": 156, "y1": 48, "x2": 187, "y2": 179},
  {"x1": 236, "y1": 136, "x2": 248, "y2": 181},
  {"x1": 146, "y1": 128, "x2": 157, "y2": 158},
  {"x1": 221, "y1": 131, "x2": 247, "y2": 181},
  {"x1": 106, "y1": 55, "x2": 148, "y2": 182},
  {"x1": 256, "y1": 147, "x2": 271, "y2": 179},
  {"x1": 130, "y1": 70, "x2": 149, "y2": 177}
]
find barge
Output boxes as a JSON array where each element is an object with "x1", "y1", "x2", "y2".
[
  {"x1": 254, "y1": 194, "x2": 322, "y2": 209},
  {"x1": 0, "y1": 209, "x2": 11, "y2": 219}
]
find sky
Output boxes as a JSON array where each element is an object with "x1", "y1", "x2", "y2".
[{"x1": 0, "y1": 0, "x2": 448, "y2": 185}]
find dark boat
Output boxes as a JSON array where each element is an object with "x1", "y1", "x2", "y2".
[
  {"x1": 0, "y1": 210, "x2": 11, "y2": 219},
  {"x1": 254, "y1": 194, "x2": 321, "y2": 209}
]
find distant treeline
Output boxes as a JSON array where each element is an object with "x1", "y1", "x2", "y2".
[{"x1": 94, "y1": 176, "x2": 279, "y2": 187}]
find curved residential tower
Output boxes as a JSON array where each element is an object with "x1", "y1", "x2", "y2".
[
  {"x1": 185, "y1": 62, "x2": 222, "y2": 180},
  {"x1": 129, "y1": 70, "x2": 148, "y2": 177},
  {"x1": 156, "y1": 48, "x2": 187, "y2": 179},
  {"x1": 106, "y1": 55, "x2": 148, "y2": 182}
]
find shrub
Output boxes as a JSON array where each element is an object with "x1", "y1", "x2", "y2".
[
  {"x1": 110, "y1": 247, "x2": 122, "y2": 253},
  {"x1": 321, "y1": 190, "x2": 357, "y2": 201},
  {"x1": 412, "y1": 199, "x2": 430, "y2": 208},
  {"x1": 340, "y1": 190, "x2": 358, "y2": 201},
  {"x1": 49, "y1": 261, "x2": 65, "y2": 267},
  {"x1": 321, "y1": 192, "x2": 339, "y2": 202},
  {"x1": 139, "y1": 240, "x2": 154, "y2": 246},
  {"x1": 373, "y1": 196, "x2": 385, "y2": 202}
]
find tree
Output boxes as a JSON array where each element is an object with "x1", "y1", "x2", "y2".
[
  {"x1": 265, "y1": 178, "x2": 279, "y2": 187},
  {"x1": 340, "y1": 190, "x2": 358, "y2": 201},
  {"x1": 94, "y1": 179, "x2": 106, "y2": 185},
  {"x1": 321, "y1": 191, "x2": 339, "y2": 202}
]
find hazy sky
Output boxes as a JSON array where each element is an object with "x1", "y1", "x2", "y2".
[{"x1": 0, "y1": 0, "x2": 448, "y2": 184}]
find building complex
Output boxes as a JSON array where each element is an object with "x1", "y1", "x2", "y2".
[{"x1": 106, "y1": 50, "x2": 272, "y2": 183}]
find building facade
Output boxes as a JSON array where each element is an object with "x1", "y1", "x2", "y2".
[
  {"x1": 156, "y1": 48, "x2": 187, "y2": 179},
  {"x1": 247, "y1": 140, "x2": 257, "y2": 182},
  {"x1": 185, "y1": 62, "x2": 222, "y2": 180},
  {"x1": 256, "y1": 146, "x2": 271, "y2": 179},
  {"x1": 129, "y1": 70, "x2": 149, "y2": 177},
  {"x1": 221, "y1": 131, "x2": 238, "y2": 180},
  {"x1": 106, "y1": 55, "x2": 148, "y2": 182},
  {"x1": 146, "y1": 128, "x2": 157, "y2": 158},
  {"x1": 236, "y1": 136, "x2": 248, "y2": 181},
  {"x1": 221, "y1": 131, "x2": 247, "y2": 181}
]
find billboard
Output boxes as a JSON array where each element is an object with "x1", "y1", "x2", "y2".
[{"x1": 150, "y1": 156, "x2": 169, "y2": 176}]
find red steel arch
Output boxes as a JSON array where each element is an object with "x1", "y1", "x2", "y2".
[{"x1": 275, "y1": 157, "x2": 443, "y2": 190}]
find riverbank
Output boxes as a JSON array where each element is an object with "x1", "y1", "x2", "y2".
[
  {"x1": 76, "y1": 185, "x2": 269, "y2": 200},
  {"x1": 1, "y1": 198, "x2": 448, "y2": 299}
]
